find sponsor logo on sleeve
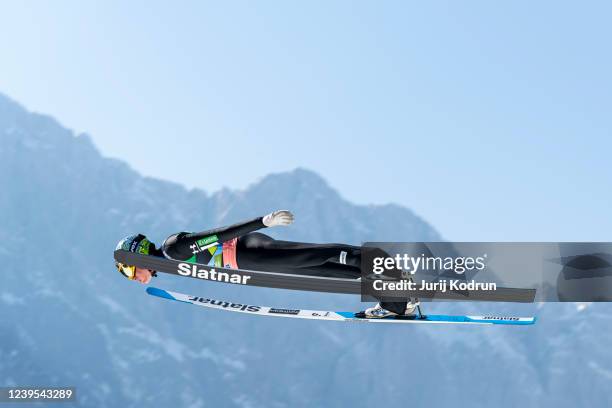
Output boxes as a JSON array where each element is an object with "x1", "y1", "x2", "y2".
[{"x1": 189, "y1": 235, "x2": 220, "y2": 255}]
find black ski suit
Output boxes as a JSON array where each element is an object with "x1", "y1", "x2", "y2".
[{"x1": 160, "y1": 216, "x2": 407, "y2": 314}]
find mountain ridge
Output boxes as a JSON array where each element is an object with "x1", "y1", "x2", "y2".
[{"x1": 1, "y1": 92, "x2": 610, "y2": 408}]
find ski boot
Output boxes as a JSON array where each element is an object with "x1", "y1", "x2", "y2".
[
  {"x1": 360, "y1": 303, "x2": 398, "y2": 319},
  {"x1": 358, "y1": 299, "x2": 421, "y2": 319},
  {"x1": 404, "y1": 299, "x2": 420, "y2": 315}
]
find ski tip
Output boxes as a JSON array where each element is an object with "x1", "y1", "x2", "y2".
[{"x1": 146, "y1": 286, "x2": 175, "y2": 301}]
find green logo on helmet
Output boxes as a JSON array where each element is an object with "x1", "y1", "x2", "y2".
[{"x1": 137, "y1": 239, "x2": 151, "y2": 255}]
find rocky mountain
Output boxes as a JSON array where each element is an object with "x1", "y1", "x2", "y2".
[{"x1": 1, "y1": 93, "x2": 610, "y2": 407}]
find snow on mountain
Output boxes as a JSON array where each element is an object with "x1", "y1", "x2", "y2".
[{"x1": 1, "y1": 92, "x2": 611, "y2": 407}]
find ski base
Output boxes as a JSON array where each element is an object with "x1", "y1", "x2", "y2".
[{"x1": 146, "y1": 287, "x2": 536, "y2": 326}]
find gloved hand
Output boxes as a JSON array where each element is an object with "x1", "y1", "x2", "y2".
[{"x1": 263, "y1": 210, "x2": 295, "y2": 227}]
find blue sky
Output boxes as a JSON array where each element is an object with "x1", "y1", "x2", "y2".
[{"x1": 1, "y1": 1, "x2": 611, "y2": 241}]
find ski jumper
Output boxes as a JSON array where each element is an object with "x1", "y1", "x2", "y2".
[{"x1": 161, "y1": 216, "x2": 407, "y2": 314}]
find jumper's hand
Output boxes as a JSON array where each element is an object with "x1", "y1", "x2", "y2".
[{"x1": 263, "y1": 210, "x2": 294, "y2": 227}]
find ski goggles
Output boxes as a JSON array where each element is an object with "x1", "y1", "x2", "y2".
[
  {"x1": 115, "y1": 262, "x2": 158, "y2": 280},
  {"x1": 116, "y1": 262, "x2": 137, "y2": 280}
]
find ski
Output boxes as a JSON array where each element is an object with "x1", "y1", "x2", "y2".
[{"x1": 146, "y1": 287, "x2": 536, "y2": 325}]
